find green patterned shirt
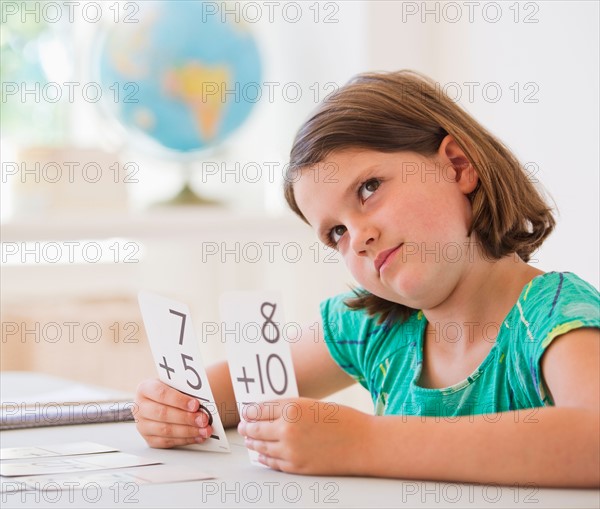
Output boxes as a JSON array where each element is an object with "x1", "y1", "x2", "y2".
[{"x1": 320, "y1": 272, "x2": 600, "y2": 416}]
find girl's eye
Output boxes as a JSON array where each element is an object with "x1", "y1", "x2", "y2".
[
  {"x1": 359, "y1": 178, "x2": 380, "y2": 201},
  {"x1": 328, "y1": 225, "x2": 347, "y2": 246}
]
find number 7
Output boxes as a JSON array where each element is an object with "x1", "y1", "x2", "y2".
[{"x1": 169, "y1": 309, "x2": 186, "y2": 345}]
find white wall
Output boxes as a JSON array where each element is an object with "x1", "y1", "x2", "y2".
[{"x1": 366, "y1": 0, "x2": 599, "y2": 286}]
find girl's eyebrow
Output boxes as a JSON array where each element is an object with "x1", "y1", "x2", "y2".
[{"x1": 339, "y1": 164, "x2": 380, "y2": 200}]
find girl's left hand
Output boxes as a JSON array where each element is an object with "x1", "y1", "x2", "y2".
[{"x1": 237, "y1": 397, "x2": 374, "y2": 475}]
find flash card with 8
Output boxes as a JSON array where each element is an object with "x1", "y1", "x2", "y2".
[
  {"x1": 138, "y1": 291, "x2": 229, "y2": 453},
  {"x1": 219, "y1": 292, "x2": 298, "y2": 465}
]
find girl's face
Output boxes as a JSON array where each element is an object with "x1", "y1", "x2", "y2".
[{"x1": 293, "y1": 143, "x2": 479, "y2": 310}]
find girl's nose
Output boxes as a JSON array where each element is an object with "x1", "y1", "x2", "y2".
[{"x1": 349, "y1": 222, "x2": 377, "y2": 256}]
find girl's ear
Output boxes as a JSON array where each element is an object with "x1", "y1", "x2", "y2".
[{"x1": 438, "y1": 135, "x2": 479, "y2": 194}]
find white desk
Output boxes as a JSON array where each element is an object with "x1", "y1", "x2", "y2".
[
  {"x1": 1, "y1": 421, "x2": 598, "y2": 509},
  {"x1": 1, "y1": 372, "x2": 598, "y2": 508}
]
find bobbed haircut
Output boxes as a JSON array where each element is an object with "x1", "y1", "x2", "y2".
[{"x1": 284, "y1": 70, "x2": 555, "y2": 323}]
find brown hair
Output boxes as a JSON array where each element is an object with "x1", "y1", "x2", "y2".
[{"x1": 284, "y1": 70, "x2": 555, "y2": 323}]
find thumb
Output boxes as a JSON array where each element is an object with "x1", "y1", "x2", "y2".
[{"x1": 240, "y1": 398, "x2": 298, "y2": 422}]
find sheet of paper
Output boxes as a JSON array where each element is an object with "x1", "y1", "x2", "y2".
[
  {"x1": 220, "y1": 291, "x2": 299, "y2": 465},
  {"x1": 0, "y1": 442, "x2": 118, "y2": 460},
  {"x1": 0, "y1": 452, "x2": 160, "y2": 477},
  {"x1": 10, "y1": 465, "x2": 214, "y2": 491},
  {"x1": 138, "y1": 291, "x2": 229, "y2": 453}
]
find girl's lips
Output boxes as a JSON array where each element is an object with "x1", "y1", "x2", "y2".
[{"x1": 374, "y1": 244, "x2": 403, "y2": 273}]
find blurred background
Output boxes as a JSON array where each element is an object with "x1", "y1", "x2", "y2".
[{"x1": 1, "y1": 1, "x2": 598, "y2": 410}]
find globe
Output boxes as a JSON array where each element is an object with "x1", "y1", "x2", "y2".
[{"x1": 95, "y1": 0, "x2": 262, "y2": 154}]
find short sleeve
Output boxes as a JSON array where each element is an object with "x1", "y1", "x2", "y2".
[
  {"x1": 509, "y1": 272, "x2": 600, "y2": 406},
  {"x1": 535, "y1": 273, "x2": 600, "y2": 404}
]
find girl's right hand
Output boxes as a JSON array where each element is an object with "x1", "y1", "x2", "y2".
[{"x1": 134, "y1": 379, "x2": 213, "y2": 448}]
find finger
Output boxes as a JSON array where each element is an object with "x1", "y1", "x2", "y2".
[
  {"x1": 237, "y1": 418, "x2": 279, "y2": 441},
  {"x1": 241, "y1": 399, "x2": 296, "y2": 422},
  {"x1": 139, "y1": 419, "x2": 211, "y2": 440},
  {"x1": 136, "y1": 398, "x2": 210, "y2": 428},
  {"x1": 144, "y1": 435, "x2": 207, "y2": 449},
  {"x1": 244, "y1": 436, "x2": 283, "y2": 460},
  {"x1": 258, "y1": 454, "x2": 283, "y2": 472},
  {"x1": 137, "y1": 379, "x2": 199, "y2": 412}
]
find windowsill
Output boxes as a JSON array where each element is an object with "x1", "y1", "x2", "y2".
[{"x1": 0, "y1": 207, "x2": 305, "y2": 241}]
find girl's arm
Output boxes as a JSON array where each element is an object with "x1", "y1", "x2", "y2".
[
  {"x1": 291, "y1": 320, "x2": 357, "y2": 399},
  {"x1": 371, "y1": 327, "x2": 600, "y2": 487},
  {"x1": 239, "y1": 327, "x2": 600, "y2": 488},
  {"x1": 134, "y1": 322, "x2": 355, "y2": 447}
]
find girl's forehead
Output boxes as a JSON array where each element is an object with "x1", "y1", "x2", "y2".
[
  {"x1": 321, "y1": 148, "x2": 379, "y2": 165},
  {"x1": 293, "y1": 151, "x2": 380, "y2": 221},
  {"x1": 299, "y1": 149, "x2": 377, "y2": 180},
  {"x1": 297, "y1": 149, "x2": 425, "y2": 185},
  {"x1": 317, "y1": 148, "x2": 430, "y2": 168},
  {"x1": 294, "y1": 166, "x2": 338, "y2": 198},
  {"x1": 293, "y1": 166, "x2": 342, "y2": 222}
]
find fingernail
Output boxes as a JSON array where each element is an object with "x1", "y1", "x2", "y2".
[
  {"x1": 188, "y1": 400, "x2": 197, "y2": 412},
  {"x1": 199, "y1": 428, "x2": 209, "y2": 438},
  {"x1": 195, "y1": 437, "x2": 204, "y2": 443},
  {"x1": 195, "y1": 415, "x2": 206, "y2": 427}
]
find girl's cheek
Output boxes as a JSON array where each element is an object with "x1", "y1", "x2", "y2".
[
  {"x1": 346, "y1": 258, "x2": 369, "y2": 283},
  {"x1": 336, "y1": 238, "x2": 349, "y2": 257},
  {"x1": 341, "y1": 252, "x2": 354, "y2": 271}
]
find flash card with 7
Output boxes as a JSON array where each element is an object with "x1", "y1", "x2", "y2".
[
  {"x1": 138, "y1": 291, "x2": 229, "y2": 453},
  {"x1": 219, "y1": 292, "x2": 299, "y2": 465}
]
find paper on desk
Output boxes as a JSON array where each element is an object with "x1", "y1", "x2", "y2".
[
  {"x1": 8, "y1": 464, "x2": 215, "y2": 491},
  {"x1": 0, "y1": 442, "x2": 118, "y2": 460},
  {"x1": 0, "y1": 452, "x2": 160, "y2": 477}
]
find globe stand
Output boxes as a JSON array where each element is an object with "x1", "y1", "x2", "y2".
[
  {"x1": 165, "y1": 182, "x2": 220, "y2": 206},
  {"x1": 154, "y1": 163, "x2": 221, "y2": 207}
]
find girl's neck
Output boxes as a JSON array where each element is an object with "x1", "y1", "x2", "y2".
[{"x1": 422, "y1": 255, "x2": 544, "y2": 355}]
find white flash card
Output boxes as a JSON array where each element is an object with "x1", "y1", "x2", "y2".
[
  {"x1": 0, "y1": 452, "x2": 160, "y2": 477},
  {"x1": 0, "y1": 442, "x2": 118, "y2": 460},
  {"x1": 138, "y1": 291, "x2": 229, "y2": 453},
  {"x1": 219, "y1": 292, "x2": 298, "y2": 465},
  {"x1": 15, "y1": 465, "x2": 214, "y2": 490}
]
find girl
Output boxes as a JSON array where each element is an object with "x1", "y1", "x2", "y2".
[{"x1": 135, "y1": 70, "x2": 599, "y2": 487}]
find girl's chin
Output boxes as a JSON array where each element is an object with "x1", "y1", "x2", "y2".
[{"x1": 378, "y1": 272, "x2": 440, "y2": 306}]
